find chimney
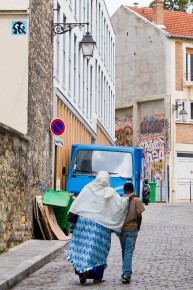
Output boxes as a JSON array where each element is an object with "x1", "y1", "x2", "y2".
[{"x1": 152, "y1": 0, "x2": 164, "y2": 27}]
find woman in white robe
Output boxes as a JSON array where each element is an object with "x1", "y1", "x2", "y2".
[{"x1": 66, "y1": 171, "x2": 130, "y2": 285}]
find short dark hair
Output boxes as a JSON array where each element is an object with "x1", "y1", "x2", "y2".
[{"x1": 124, "y1": 182, "x2": 134, "y2": 193}]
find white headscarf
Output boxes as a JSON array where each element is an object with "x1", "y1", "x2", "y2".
[{"x1": 69, "y1": 171, "x2": 129, "y2": 232}]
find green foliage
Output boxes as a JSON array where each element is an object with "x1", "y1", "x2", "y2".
[
  {"x1": 149, "y1": 0, "x2": 193, "y2": 12},
  {"x1": 164, "y1": 0, "x2": 193, "y2": 12}
]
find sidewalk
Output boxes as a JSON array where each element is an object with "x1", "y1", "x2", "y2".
[{"x1": 0, "y1": 239, "x2": 70, "y2": 290}]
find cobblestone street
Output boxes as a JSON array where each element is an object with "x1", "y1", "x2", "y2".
[{"x1": 13, "y1": 203, "x2": 193, "y2": 290}]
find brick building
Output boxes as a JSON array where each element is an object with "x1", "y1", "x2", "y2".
[{"x1": 112, "y1": 0, "x2": 193, "y2": 202}]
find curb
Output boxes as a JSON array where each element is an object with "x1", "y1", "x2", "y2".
[{"x1": 0, "y1": 240, "x2": 70, "y2": 290}]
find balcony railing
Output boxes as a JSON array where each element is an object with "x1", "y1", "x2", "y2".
[{"x1": 184, "y1": 72, "x2": 193, "y2": 87}]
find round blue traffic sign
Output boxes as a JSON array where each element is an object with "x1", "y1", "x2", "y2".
[{"x1": 50, "y1": 118, "x2": 65, "y2": 136}]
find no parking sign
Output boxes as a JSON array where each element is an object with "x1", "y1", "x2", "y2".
[{"x1": 50, "y1": 118, "x2": 65, "y2": 136}]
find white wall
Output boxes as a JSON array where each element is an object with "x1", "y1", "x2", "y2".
[
  {"x1": 112, "y1": 6, "x2": 170, "y2": 109},
  {"x1": 0, "y1": 0, "x2": 28, "y2": 10},
  {"x1": 0, "y1": 2, "x2": 29, "y2": 134}
]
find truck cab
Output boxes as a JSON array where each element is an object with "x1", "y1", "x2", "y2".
[{"x1": 66, "y1": 144, "x2": 143, "y2": 197}]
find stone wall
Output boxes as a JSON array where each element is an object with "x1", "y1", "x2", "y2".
[
  {"x1": 28, "y1": 0, "x2": 53, "y2": 195},
  {"x1": 0, "y1": 0, "x2": 53, "y2": 253},
  {"x1": 0, "y1": 127, "x2": 31, "y2": 252}
]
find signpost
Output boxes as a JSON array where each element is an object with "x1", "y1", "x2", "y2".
[
  {"x1": 50, "y1": 118, "x2": 65, "y2": 136},
  {"x1": 50, "y1": 119, "x2": 65, "y2": 190}
]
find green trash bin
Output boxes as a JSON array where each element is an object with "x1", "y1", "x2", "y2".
[
  {"x1": 148, "y1": 182, "x2": 156, "y2": 203},
  {"x1": 43, "y1": 190, "x2": 73, "y2": 235}
]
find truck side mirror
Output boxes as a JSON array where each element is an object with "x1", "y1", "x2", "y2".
[{"x1": 62, "y1": 166, "x2": 66, "y2": 175}]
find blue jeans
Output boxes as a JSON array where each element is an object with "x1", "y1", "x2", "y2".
[{"x1": 119, "y1": 231, "x2": 138, "y2": 277}]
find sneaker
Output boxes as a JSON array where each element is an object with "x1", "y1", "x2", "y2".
[{"x1": 121, "y1": 274, "x2": 131, "y2": 284}]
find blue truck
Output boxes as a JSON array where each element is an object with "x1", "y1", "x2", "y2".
[{"x1": 66, "y1": 144, "x2": 143, "y2": 196}]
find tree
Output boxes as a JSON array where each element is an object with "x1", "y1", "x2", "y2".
[
  {"x1": 164, "y1": 0, "x2": 193, "y2": 12},
  {"x1": 149, "y1": 0, "x2": 193, "y2": 12}
]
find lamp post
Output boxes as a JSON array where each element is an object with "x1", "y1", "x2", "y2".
[
  {"x1": 79, "y1": 32, "x2": 96, "y2": 59},
  {"x1": 53, "y1": 22, "x2": 96, "y2": 59},
  {"x1": 172, "y1": 103, "x2": 188, "y2": 122}
]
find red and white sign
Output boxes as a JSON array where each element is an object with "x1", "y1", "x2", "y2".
[{"x1": 50, "y1": 118, "x2": 65, "y2": 136}]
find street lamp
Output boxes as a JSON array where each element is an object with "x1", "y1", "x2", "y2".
[
  {"x1": 172, "y1": 103, "x2": 188, "y2": 122},
  {"x1": 79, "y1": 32, "x2": 96, "y2": 59},
  {"x1": 53, "y1": 22, "x2": 96, "y2": 59}
]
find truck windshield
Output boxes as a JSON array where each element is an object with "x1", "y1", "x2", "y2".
[{"x1": 72, "y1": 150, "x2": 133, "y2": 178}]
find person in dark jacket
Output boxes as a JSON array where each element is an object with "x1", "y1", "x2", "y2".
[{"x1": 142, "y1": 179, "x2": 150, "y2": 205}]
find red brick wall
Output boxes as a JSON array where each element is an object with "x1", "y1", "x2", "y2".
[
  {"x1": 175, "y1": 42, "x2": 183, "y2": 91},
  {"x1": 176, "y1": 123, "x2": 193, "y2": 143}
]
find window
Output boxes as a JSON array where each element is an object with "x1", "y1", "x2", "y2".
[
  {"x1": 112, "y1": 42, "x2": 115, "y2": 82},
  {"x1": 73, "y1": 150, "x2": 133, "y2": 178},
  {"x1": 104, "y1": 76, "x2": 106, "y2": 124},
  {"x1": 110, "y1": 89, "x2": 113, "y2": 132},
  {"x1": 78, "y1": 47, "x2": 81, "y2": 107},
  {"x1": 95, "y1": 60, "x2": 98, "y2": 114},
  {"x1": 74, "y1": 0, "x2": 77, "y2": 16},
  {"x1": 86, "y1": 60, "x2": 89, "y2": 116},
  {"x1": 177, "y1": 153, "x2": 193, "y2": 158},
  {"x1": 101, "y1": 13, "x2": 103, "y2": 58},
  {"x1": 104, "y1": 18, "x2": 106, "y2": 63},
  {"x1": 73, "y1": 35, "x2": 77, "y2": 100},
  {"x1": 68, "y1": 30, "x2": 72, "y2": 91},
  {"x1": 98, "y1": 65, "x2": 101, "y2": 118},
  {"x1": 82, "y1": 58, "x2": 85, "y2": 112},
  {"x1": 95, "y1": 0, "x2": 98, "y2": 48},
  {"x1": 79, "y1": 0, "x2": 82, "y2": 22},
  {"x1": 56, "y1": 3, "x2": 60, "y2": 77},
  {"x1": 190, "y1": 102, "x2": 193, "y2": 121},
  {"x1": 186, "y1": 52, "x2": 193, "y2": 81},
  {"x1": 83, "y1": 0, "x2": 86, "y2": 28},
  {"x1": 90, "y1": 65, "x2": 93, "y2": 120},
  {"x1": 98, "y1": 4, "x2": 101, "y2": 52},
  {"x1": 62, "y1": 15, "x2": 66, "y2": 86},
  {"x1": 101, "y1": 71, "x2": 103, "y2": 121},
  {"x1": 90, "y1": 0, "x2": 93, "y2": 35}
]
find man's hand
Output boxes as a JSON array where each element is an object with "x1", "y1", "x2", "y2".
[{"x1": 128, "y1": 193, "x2": 137, "y2": 199}]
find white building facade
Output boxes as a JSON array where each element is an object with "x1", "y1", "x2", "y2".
[{"x1": 53, "y1": 0, "x2": 115, "y2": 189}]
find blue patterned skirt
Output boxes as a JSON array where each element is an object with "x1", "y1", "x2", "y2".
[{"x1": 66, "y1": 216, "x2": 111, "y2": 273}]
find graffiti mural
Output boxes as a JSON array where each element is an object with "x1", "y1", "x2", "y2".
[
  {"x1": 115, "y1": 114, "x2": 133, "y2": 127},
  {"x1": 115, "y1": 113, "x2": 133, "y2": 146},
  {"x1": 139, "y1": 137, "x2": 165, "y2": 181},
  {"x1": 139, "y1": 114, "x2": 166, "y2": 183},
  {"x1": 140, "y1": 116, "x2": 165, "y2": 135},
  {"x1": 115, "y1": 125, "x2": 133, "y2": 146}
]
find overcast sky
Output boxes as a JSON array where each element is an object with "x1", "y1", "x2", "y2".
[{"x1": 104, "y1": 0, "x2": 152, "y2": 16}]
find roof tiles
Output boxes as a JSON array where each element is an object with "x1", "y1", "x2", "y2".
[{"x1": 126, "y1": 6, "x2": 193, "y2": 38}]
